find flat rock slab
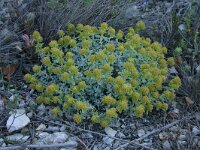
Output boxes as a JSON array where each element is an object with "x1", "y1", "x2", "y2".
[{"x1": 6, "y1": 109, "x2": 30, "y2": 133}]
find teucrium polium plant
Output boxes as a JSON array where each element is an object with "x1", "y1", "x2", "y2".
[{"x1": 25, "y1": 22, "x2": 181, "y2": 127}]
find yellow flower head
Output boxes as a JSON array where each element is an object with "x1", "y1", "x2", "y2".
[
  {"x1": 70, "y1": 85, "x2": 79, "y2": 93},
  {"x1": 82, "y1": 40, "x2": 91, "y2": 48},
  {"x1": 162, "y1": 90, "x2": 176, "y2": 100},
  {"x1": 32, "y1": 31, "x2": 43, "y2": 42},
  {"x1": 33, "y1": 65, "x2": 41, "y2": 73},
  {"x1": 118, "y1": 43, "x2": 125, "y2": 52},
  {"x1": 102, "y1": 64, "x2": 111, "y2": 72},
  {"x1": 116, "y1": 99, "x2": 128, "y2": 112},
  {"x1": 75, "y1": 101, "x2": 87, "y2": 111},
  {"x1": 130, "y1": 79, "x2": 138, "y2": 87},
  {"x1": 76, "y1": 24, "x2": 84, "y2": 31},
  {"x1": 51, "y1": 48, "x2": 64, "y2": 58},
  {"x1": 97, "y1": 51, "x2": 105, "y2": 61},
  {"x1": 116, "y1": 30, "x2": 124, "y2": 39},
  {"x1": 167, "y1": 57, "x2": 175, "y2": 66},
  {"x1": 100, "y1": 118, "x2": 110, "y2": 128},
  {"x1": 69, "y1": 39, "x2": 77, "y2": 47},
  {"x1": 107, "y1": 76, "x2": 114, "y2": 84},
  {"x1": 131, "y1": 92, "x2": 140, "y2": 101},
  {"x1": 135, "y1": 21, "x2": 145, "y2": 32},
  {"x1": 152, "y1": 91, "x2": 159, "y2": 99},
  {"x1": 122, "y1": 83, "x2": 132, "y2": 94},
  {"x1": 36, "y1": 96, "x2": 43, "y2": 104},
  {"x1": 102, "y1": 95, "x2": 116, "y2": 105},
  {"x1": 89, "y1": 55, "x2": 96, "y2": 62},
  {"x1": 106, "y1": 44, "x2": 115, "y2": 52},
  {"x1": 67, "y1": 23, "x2": 75, "y2": 32},
  {"x1": 63, "y1": 102, "x2": 70, "y2": 110},
  {"x1": 106, "y1": 108, "x2": 118, "y2": 118},
  {"x1": 84, "y1": 70, "x2": 92, "y2": 76},
  {"x1": 100, "y1": 22, "x2": 108, "y2": 30},
  {"x1": 115, "y1": 76, "x2": 125, "y2": 85},
  {"x1": 54, "y1": 67, "x2": 62, "y2": 75},
  {"x1": 169, "y1": 76, "x2": 181, "y2": 90},
  {"x1": 162, "y1": 103, "x2": 168, "y2": 110},
  {"x1": 139, "y1": 86, "x2": 149, "y2": 95},
  {"x1": 141, "y1": 96, "x2": 150, "y2": 104},
  {"x1": 35, "y1": 84, "x2": 43, "y2": 92},
  {"x1": 73, "y1": 114, "x2": 82, "y2": 123},
  {"x1": 146, "y1": 103, "x2": 153, "y2": 112},
  {"x1": 67, "y1": 97, "x2": 75, "y2": 105},
  {"x1": 93, "y1": 68, "x2": 102, "y2": 80},
  {"x1": 49, "y1": 40, "x2": 58, "y2": 48},
  {"x1": 78, "y1": 81, "x2": 87, "y2": 90},
  {"x1": 53, "y1": 96, "x2": 59, "y2": 103},
  {"x1": 155, "y1": 101, "x2": 163, "y2": 109},
  {"x1": 134, "y1": 105, "x2": 145, "y2": 118},
  {"x1": 42, "y1": 57, "x2": 51, "y2": 66},
  {"x1": 29, "y1": 76, "x2": 37, "y2": 83},
  {"x1": 108, "y1": 27, "x2": 115, "y2": 37},
  {"x1": 66, "y1": 52, "x2": 74, "y2": 59},
  {"x1": 69, "y1": 66, "x2": 78, "y2": 75},
  {"x1": 60, "y1": 72, "x2": 69, "y2": 82},
  {"x1": 108, "y1": 54, "x2": 116, "y2": 63},
  {"x1": 52, "y1": 107, "x2": 59, "y2": 117},
  {"x1": 80, "y1": 48, "x2": 88, "y2": 55},
  {"x1": 66, "y1": 58, "x2": 74, "y2": 66},
  {"x1": 57, "y1": 30, "x2": 65, "y2": 37},
  {"x1": 91, "y1": 114, "x2": 100, "y2": 123},
  {"x1": 24, "y1": 73, "x2": 32, "y2": 83},
  {"x1": 43, "y1": 97, "x2": 51, "y2": 105}
]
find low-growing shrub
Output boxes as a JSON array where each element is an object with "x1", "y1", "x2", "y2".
[{"x1": 24, "y1": 22, "x2": 181, "y2": 127}]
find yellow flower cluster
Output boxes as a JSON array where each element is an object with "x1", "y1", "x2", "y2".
[
  {"x1": 102, "y1": 95, "x2": 116, "y2": 105},
  {"x1": 169, "y1": 77, "x2": 181, "y2": 90},
  {"x1": 27, "y1": 22, "x2": 182, "y2": 127}
]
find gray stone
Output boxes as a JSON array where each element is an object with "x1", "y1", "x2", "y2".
[
  {"x1": 103, "y1": 147, "x2": 110, "y2": 150},
  {"x1": 2, "y1": 143, "x2": 6, "y2": 147},
  {"x1": 64, "y1": 140, "x2": 78, "y2": 147},
  {"x1": 125, "y1": 5, "x2": 140, "y2": 19},
  {"x1": 137, "y1": 129, "x2": 145, "y2": 137},
  {"x1": 104, "y1": 127, "x2": 117, "y2": 137},
  {"x1": 6, "y1": 133, "x2": 29, "y2": 143},
  {"x1": 37, "y1": 132, "x2": 49, "y2": 139},
  {"x1": 117, "y1": 132, "x2": 125, "y2": 138},
  {"x1": 52, "y1": 132, "x2": 69, "y2": 143},
  {"x1": 27, "y1": 111, "x2": 33, "y2": 118},
  {"x1": 169, "y1": 67, "x2": 178, "y2": 74},
  {"x1": 6, "y1": 109, "x2": 30, "y2": 133},
  {"x1": 163, "y1": 141, "x2": 171, "y2": 150},
  {"x1": 192, "y1": 127, "x2": 200, "y2": 136},
  {"x1": 36, "y1": 124, "x2": 46, "y2": 131},
  {"x1": 196, "y1": 65, "x2": 200, "y2": 74},
  {"x1": 60, "y1": 125, "x2": 67, "y2": 132},
  {"x1": 46, "y1": 126, "x2": 60, "y2": 132},
  {"x1": 178, "y1": 24, "x2": 186, "y2": 31},
  {"x1": 36, "y1": 132, "x2": 69, "y2": 144},
  {"x1": 0, "y1": 138, "x2": 4, "y2": 146},
  {"x1": 37, "y1": 104, "x2": 45, "y2": 111},
  {"x1": 103, "y1": 136, "x2": 114, "y2": 146},
  {"x1": 103, "y1": 127, "x2": 117, "y2": 145},
  {"x1": 178, "y1": 140, "x2": 187, "y2": 145},
  {"x1": 178, "y1": 134, "x2": 186, "y2": 141}
]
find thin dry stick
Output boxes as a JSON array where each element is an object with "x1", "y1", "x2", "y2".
[
  {"x1": 0, "y1": 143, "x2": 76, "y2": 150},
  {"x1": 115, "y1": 115, "x2": 195, "y2": 150}
]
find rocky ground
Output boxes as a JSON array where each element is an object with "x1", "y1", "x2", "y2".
[{"x1": 0, "y1": 0, "x2": 200, "y2": 150}]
